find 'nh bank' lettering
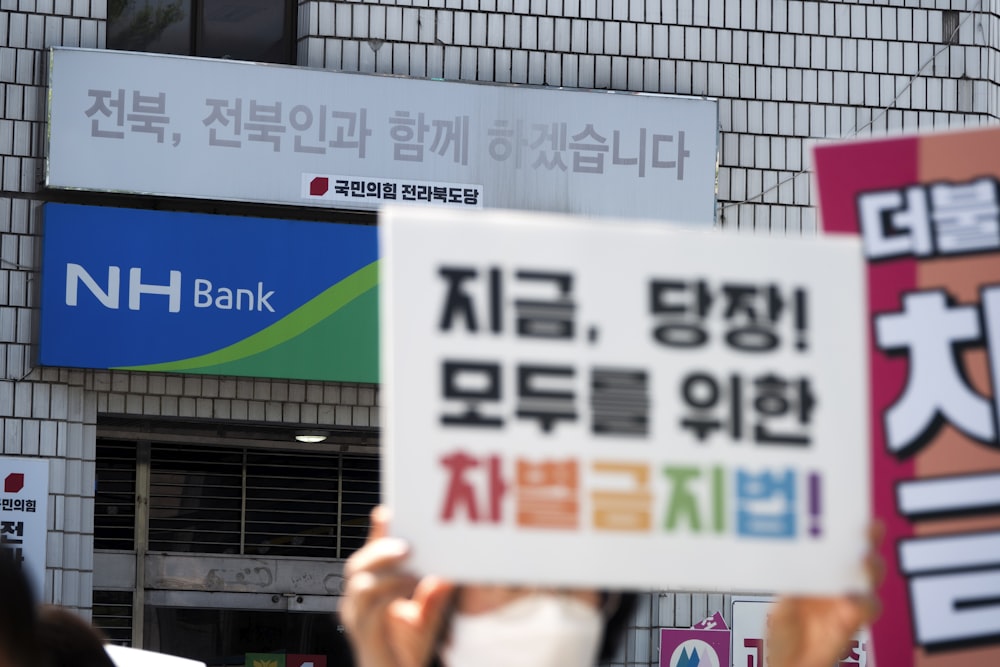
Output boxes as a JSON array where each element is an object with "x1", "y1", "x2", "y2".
[{"x1": 65, "y1": 264, "x2": 275, "y2": 313}]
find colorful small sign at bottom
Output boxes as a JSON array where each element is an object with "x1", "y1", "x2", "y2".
[
  {"x1": 245, "y1": 655, "x2": 326, "y2": 667},
  {"x1": 660, "y1": 615, "x2": 730, "y2": 667},
  {"x1": 287, "y1": 656, "x2": 326, "y2": 667}
]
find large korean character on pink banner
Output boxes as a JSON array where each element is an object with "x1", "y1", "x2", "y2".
[{"x1": 814, "y1": 126, "x2": 1000, "y2": 667}]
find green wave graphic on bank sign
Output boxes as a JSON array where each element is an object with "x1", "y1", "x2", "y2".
[{"x1": 116, "y1": 261, "x2": 379, "y2": 383}]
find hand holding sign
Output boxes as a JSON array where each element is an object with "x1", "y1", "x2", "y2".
[
  {"x1": 341, "y1": 513, "x2": 882, "y2": 667},
  {"x1": 339, "y1": 507, "x2": 455, "y2": 667},
  {"x1": 765, "y1": 525, "x2": 884, "y2": 667}
]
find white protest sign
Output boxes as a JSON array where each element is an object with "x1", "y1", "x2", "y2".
[
  {"x1": 380, "y1": 206, "x2": 870, "y2": 593},
  {"x1": 731, "y1": 596, "x2": 871, "y2": 667},
  {"x1": 0, "y1": 456, "x2": 49, "y2": 597}
]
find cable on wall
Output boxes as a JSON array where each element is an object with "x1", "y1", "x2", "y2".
[{"x1": 717, "y1": 1, "x2": 986, "y2": 228}]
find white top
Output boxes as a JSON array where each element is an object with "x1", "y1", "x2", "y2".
[{"x1": 104, "y1": 644, "x2": 207, "y2": 667}]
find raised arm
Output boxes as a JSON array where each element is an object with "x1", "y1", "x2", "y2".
[{"x1": 340, "y1": 506, "x2": 456, "y2": 667}]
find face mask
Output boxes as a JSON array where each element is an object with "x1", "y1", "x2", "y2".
[{"x1": 439, "y1": 592, "x2": 604, "y2": 667}]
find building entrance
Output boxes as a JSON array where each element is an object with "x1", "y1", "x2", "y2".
[
  {"x1": 146, "y1": 599, "x2": 352, "y2": 666},
  {"x1": 92, "y1": 419, "x2": 379, "y2": 667}
]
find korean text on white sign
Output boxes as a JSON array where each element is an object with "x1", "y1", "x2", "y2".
[
  {"x1": 380, "y1": 206, "x2": 870, "y2": 594},
  {"x1": 0, "y1": 457, "x2": 49, "y2": 597},
  {"x1": 47, "y1": 47, "x2": 717, "y2": 223},
  {"x1": 731, "y1": 596, "x2": 870, "y2": 667}
]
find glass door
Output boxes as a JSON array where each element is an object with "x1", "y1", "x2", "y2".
[{"x1": 145, "y1": 594, "x2": 353, "y2": 667}]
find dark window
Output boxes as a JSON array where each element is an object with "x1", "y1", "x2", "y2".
[
  {"x1": 92, "y1": 590, "x2": 134, "y2": 646},
  {"x1": 108, "y1": 0, "x2": 295, "y2": 65},
  {"x1": 942, "y1": 10, "x2": 961, "y2": 45},
  {"x1": 147, "y1": 442, "x2": 379, "y2": 558},
  {"x1": 144, "y1": 607, "x2": 354, "y2": 666},
  {"x1": 95, "y1": 439, "x2": 138, "y2": 551},
  {"x1": 148, "y1": 445, "x2": 244, "y2": 554},
  {"x1": 95, "y1": 426, "x2": 380, "y2": 559}
]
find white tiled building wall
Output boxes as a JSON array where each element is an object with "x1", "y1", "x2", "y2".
[
  {"x1": 299, "y1": 3, "x2": 997, "y2": 659},
  {"x1": 1, "y1": 0, "x2": 998, "y2": 658},
  {"x1": 0, "y1": 0, "x2": 378, "y2": 618},
  {"x1": 2, "y1": 0, "x2": 108, "y2": 618},
  {"x1": 299, "y1": 0, "x2": 999, "y2": 234}
]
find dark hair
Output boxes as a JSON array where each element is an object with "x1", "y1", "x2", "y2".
[
  {"x1": 598, "y1": 592, "x2": 637, "y2": 661},
  {"x1": 37, "y1": 606, "x2": 117, "y2": 667},
  {"x1": 0, "y1": 547, "x2": 40, "y2": 667}
]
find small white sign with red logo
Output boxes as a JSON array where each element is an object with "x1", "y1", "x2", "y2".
[
  {"x1": 302, "y1": 173, "x2": 483, "y2": 210},
  {"x1": 0, "y1": 457, "x2": 49, "y2": 597}
]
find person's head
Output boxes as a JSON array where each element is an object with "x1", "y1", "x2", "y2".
[
  {"x1": 0, "y1": 548, "x2": 39, "y2": 667},
  {"x1": 36, "y1": 605, "x2": 117, "y2": 667},
  {"x1": 437, "y1": 585, "x2": 637, "y2": 667}
]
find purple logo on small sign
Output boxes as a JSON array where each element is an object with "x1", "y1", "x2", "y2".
[
  {"x1": 659, "y1": 614, "x2": 731, "y2": 667},
  {"x1": 691, "y1": 611, "x2": 727, "y2": 631}
]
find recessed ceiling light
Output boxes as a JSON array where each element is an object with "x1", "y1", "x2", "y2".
[{"x1": 294, "y1": 430, "x2": 328, "y2": 444}]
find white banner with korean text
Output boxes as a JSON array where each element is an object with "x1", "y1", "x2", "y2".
[
  {"x1": 46, "y1": 48, "x2": 717, "y2": 223},
  {"x1": 731, "y1": 596, "x2": 871, "y2": 667},
  {"x1": 380, "y1": 206, "x2": 870, "y2": 594},
  {"x1": 0, "y1": 457, "x2": 49, "y2": 598}
]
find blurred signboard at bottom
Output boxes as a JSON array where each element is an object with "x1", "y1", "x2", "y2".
[
  {"x1": 731, "y1": 596, "x2": 870, "y2": 667},
  {"x1": 660, "y1": 612, "x2": 730, "y2": 667}
]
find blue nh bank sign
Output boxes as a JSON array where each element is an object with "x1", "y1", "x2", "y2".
[{"x1": 39, "y1": 204, "x2": 379, "y2": 382}]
